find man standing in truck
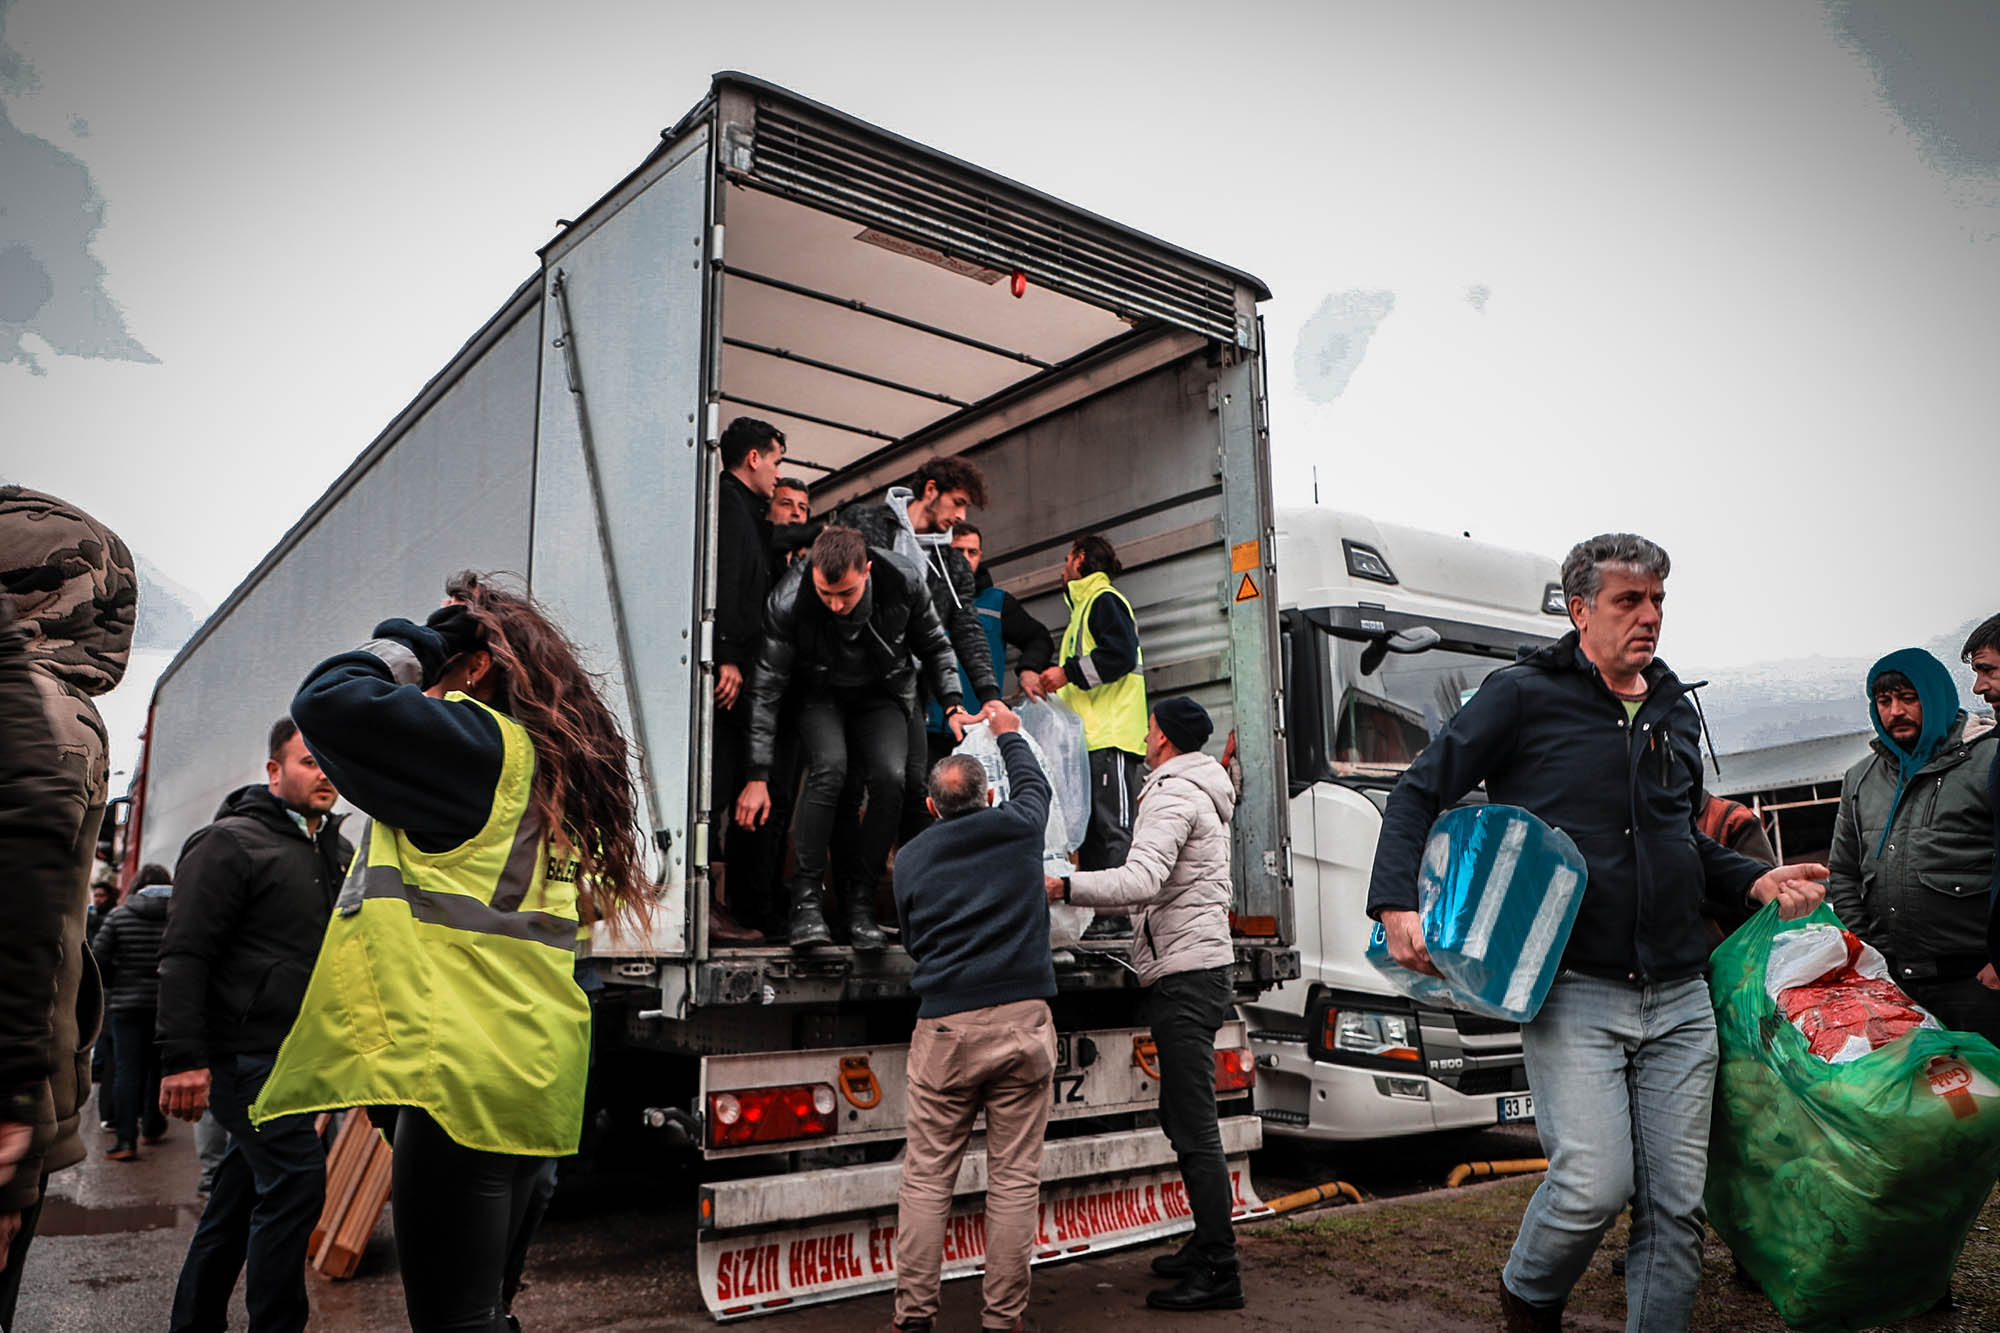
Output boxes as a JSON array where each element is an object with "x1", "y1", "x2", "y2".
[
  {"x1": 1027, "y1": 534, "x2": 1146, "y2": 939},
  {"x1": 924, "y1": 521, "x2": 1054, "y2": 764},
  {"x1": 838, "y1": 457, "x2": 1003, "y2": 842},
  {"x1": 709, "y1": 416, "x2": 789, "y2": 945},
  {"x1": 736, "y1": 526, "x2": 971, "y2": 950},
  {"x1": 1370, "y1": 532, "x2": 1828, "y2": 1333}
]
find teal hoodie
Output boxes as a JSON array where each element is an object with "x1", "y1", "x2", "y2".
[{"x1": 1864, "y1": 647, "x2": 1961, "y2": 857}]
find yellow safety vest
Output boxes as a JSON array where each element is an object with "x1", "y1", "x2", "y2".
[
  {"x1": 1056, "y1": 571, "x2": 1148, "y2": 756},
  {"x1": 251, "y1": 696, "x2": 590, "y2": 1156}
]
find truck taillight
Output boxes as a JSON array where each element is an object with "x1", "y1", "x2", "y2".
[
  {"x1": 1213, "y1": 1048, "x2": 1256, "y2": 1092},
  {"x1": 707, "y1": 1083, "x2": 838, "y2": 1148}
]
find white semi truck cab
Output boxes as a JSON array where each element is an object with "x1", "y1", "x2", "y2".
[{"x1": 1239, "y1": 508, "x2": 1565, "y2": 1141}]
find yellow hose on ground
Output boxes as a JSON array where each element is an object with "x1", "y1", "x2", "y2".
[
  {"x1": 1445, "y1": 1158, "x2": 1548, "y2": 1188},
  {"x1": 1262, "y1": 1180, "x2": 1366, "y2": 1215}
]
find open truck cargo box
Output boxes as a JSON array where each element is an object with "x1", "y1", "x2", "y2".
[{"x1": 133, "y1": 74, "x2": 1294, "y2": 1314}]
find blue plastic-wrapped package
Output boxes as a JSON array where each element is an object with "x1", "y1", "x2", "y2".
[{"x1": 1365, "y1": 804, "x2": 1588, "y2": 1022}]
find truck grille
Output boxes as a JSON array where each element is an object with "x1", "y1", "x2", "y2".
[
  {"x1": 1456, "y1": 1068, "x2": 1528, "y2": 1097},
  {"x1": 748, "y1": 103, "x2": 1244, "y2": 345},
  {"x1": 1452, "y1": 1013, "x2": 1519, "y2": 1037}
]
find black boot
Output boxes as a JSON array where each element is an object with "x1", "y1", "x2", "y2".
[
  {"x1": 787, "y1": 878, "x2": 832, "y2": 948},
  {"x1": 1498, "y1": 1277, "x2": 1563, "y2": 1332},
  {"x1": 844, "y1": 891, "x2": 887, "y2": 953},
  {"x1": 1150, "y1": 1241, "x2": 1197, "y2": 1278},
  {"x1": 1145, "y1": 1262, "x2": 1243, "y2": 1312}
]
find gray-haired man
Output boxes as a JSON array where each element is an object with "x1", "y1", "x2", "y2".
[{"x1": 1369, "y1": 533, "x2": 1827, "y2": 1332}]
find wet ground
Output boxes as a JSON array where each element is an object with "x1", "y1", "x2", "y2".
[{"x1": 11, "y1": 1087, "x2": 1541, "y2": 1331}]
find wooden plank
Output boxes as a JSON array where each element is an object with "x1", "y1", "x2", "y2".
[
  {"x1": 310, "y1": 1111, "x2": 369, "y2": 1262},
  {"x1": 321, "y1": 1138, "x2": 394, "y2": 1280}
]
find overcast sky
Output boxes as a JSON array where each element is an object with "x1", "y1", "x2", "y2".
[{"x1": 4, "y1": 0, "x2": 1995, "y2": 672}]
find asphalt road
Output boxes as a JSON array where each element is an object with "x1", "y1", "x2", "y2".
[{"x1": 11, "y1": 1089, "x2": 1543, "y2": 1331}]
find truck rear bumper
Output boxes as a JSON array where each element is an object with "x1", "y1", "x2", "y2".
[{"x1": 697, "y1": 1116, "x2": 1267, "y2": 1319}]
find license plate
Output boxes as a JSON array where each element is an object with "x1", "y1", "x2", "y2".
[
  {"x1": 1055, "y1": 1034, "x2": 1073, "y2": 1074},
  {"x1": 1498, "y1": 1093, "x2": 1534, "y2": 1123}
]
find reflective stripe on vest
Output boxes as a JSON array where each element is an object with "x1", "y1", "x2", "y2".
[
  {"x1": 1056, "y1": 572, "x2": 1147, "y2": 756},
  {"x1": 249, "y1": 695, "x2": 590, "y2": 1156},
  {"x1": 928, "y1": 584, "x2": 1007, "y2": 733}
]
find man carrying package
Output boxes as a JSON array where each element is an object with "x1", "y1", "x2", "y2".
[{"x1": 1369, "y1": 532, "x2": 1827, "y2": 1333}]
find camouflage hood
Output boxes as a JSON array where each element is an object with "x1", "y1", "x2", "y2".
[{"x1": 0, "y1": 486, "x2": 136, "y2": 699}]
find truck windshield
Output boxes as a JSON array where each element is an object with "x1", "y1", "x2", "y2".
[{"x1": 1326, "y1": 638, "x2": 1534, "y2": 777}]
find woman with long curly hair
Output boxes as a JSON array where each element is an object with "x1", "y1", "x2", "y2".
[{"x1": 252, "y1": 572, "x2": 648, "y2": 1332}]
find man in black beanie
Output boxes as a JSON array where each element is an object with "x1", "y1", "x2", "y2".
[{"x1": 1048, "y1": 696, "x2": 1243, "y2": 1312}]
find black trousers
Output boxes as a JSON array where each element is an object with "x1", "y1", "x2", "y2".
[
  {"x1": 1079, "y1": 748, "x2": 1144, "y2": 872},
  {"x1": 391, "y1": 1108, "x2": 548, "y2": 1333},
  {"x1": 0, "y1": 1177, "x2": 45, "y2": 1330},
  {"x1": 170, "y1": 1053, "x2": 326, "y2": 1333},
  {"x1": 792, "y1": 691, "x2": 908, "y2": 895},
  {"x1": 1151, "y1": 965, "x2": 1238, "y2": 1268},
  {"x1": 108, "y1": 1007, "x2": 166, "y2": 1143}
]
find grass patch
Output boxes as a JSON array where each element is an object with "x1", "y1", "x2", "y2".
[{"x1": 1245, "y1": 1176, "x2": 2000, "y2": 1331}]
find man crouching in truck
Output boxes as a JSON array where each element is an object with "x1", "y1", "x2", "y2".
[
  {"x1": 1370, "y1": 533, "x2": 1828, "y2": 1333},
  {"x1": 736, "y1": 526, "x2": 976, "y2": 950},
  {"x1": 887, "y1": 702, "x2": 1056, "y2": 1333}
]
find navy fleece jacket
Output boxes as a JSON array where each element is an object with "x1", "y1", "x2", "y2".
[{"x1": 893, "y1": 732, "x2": 1057, "y2": 1017}]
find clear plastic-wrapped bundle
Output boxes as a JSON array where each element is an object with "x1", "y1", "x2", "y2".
[
  {"x1": 951, "y1": 721, "x2": 1092, "y2": 947},
  {"x1": 1707, "y1": 902, "x2": 2000, "y2": 1331},
  {"x1": 1364, "y1": 804, "x2": 1587, "y2": 1022},
  {"x1": 1015, "y1": 699, "x2": 1090, "y2": 854}
]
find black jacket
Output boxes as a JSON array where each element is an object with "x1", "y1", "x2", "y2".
[
  {"x1": 745, "y1": 549, "x2": 961, "y2": 778},
  {"x1": 838, "y1": 501, "x2": 1000, "y2": 705},
  {"x1": 91, "y1": 889, "x2": 170, "y2": 1013},
  {"x1": 1367, "y1": 633, "x2": 1766, "y2": 982},
  {"x1": 156, "y1": 786, "x2": 351, "y2": 1073},
  {"x1": 714, "y1": 471, "x2": 775, "y2": 670},
  {"x1": 893, "y1": 733, "x2": 1057, "y2": 1017},
  {"x1": 0, "y1": 609, "x2": 77, "y2": 1123}
]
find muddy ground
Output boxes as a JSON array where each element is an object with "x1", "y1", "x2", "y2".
[{"x1": 13, "y1": 1092, "x2": 1997, "y2": 1331}]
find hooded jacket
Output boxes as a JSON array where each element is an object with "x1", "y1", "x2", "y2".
[
  {"x1": 1366, "y1": 632, "x2": 1768, "y2": 983},
  {"x1": 91, "y1": 884, "x2": 172, "y2": 1013},
  {"x1": 156, "y1": 785, "x2": 351, "y2": 1074},
  {"x1": 743, "y1": 547, "x2": 962, "y2": 778},
  {"x1": 1067, "y1": 750, "x2": 1237, "y2": 985},
  {"x1": 0, "y1": 486, "x2": 132, "y2": 1211},
  {"x1": 837, "y1": 492, "x2": 1000, "y2": 705},
  {"x1": 1825, "y1": 648, "x2": 1996, "y2": 982}
]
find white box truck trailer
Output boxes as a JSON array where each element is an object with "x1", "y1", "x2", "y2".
[
  {"x1": 1240, "y1": 509, "x2": 1566, "y2": 1142},
  {"x1": 127, "y1": 73, "x2": 1297, "y2": 1317}
]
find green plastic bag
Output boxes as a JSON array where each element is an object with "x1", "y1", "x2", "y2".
[{"x1": 1707, "y1": 901, "x2": 2000, "y2": 1330}]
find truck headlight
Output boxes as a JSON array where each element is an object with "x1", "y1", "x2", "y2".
[{"x1": 1322, "y1": 1008, "x2": 1421, "y2": 1063}]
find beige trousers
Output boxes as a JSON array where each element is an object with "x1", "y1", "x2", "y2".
[{"x1": 893, "y1": 997, "x2": 1056, "y2": 1329}]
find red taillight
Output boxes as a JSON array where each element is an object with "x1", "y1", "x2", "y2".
[
  {"x1": 706, "y1": 1083, "x2": 838, "y2": 1148},
  {"x1": 1213, "y1": 1047, "x2": 1256, "y2": 1092}
]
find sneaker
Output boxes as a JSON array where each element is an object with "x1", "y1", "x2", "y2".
[
  {"x1": 1081, "y1": 914, "x2": 1130, "y2": 940},
  {"x1": 100, "y1": 1119, "x2": 116, "y2": 1132},
  {"x1": 105, "y1": 1140, "x2": 138, "y2": 1162}
]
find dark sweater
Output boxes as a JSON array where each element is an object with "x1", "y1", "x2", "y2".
[{"x1": 893, "y1": 733, "x2": 1057, "y2": 1018}]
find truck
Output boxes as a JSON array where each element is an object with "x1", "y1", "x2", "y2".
[
  {"x1": 127, "y1": 73, "x2": 1296, "y2": 1317},
  {"x1": 1237, "y1": 509, "x2": 1565, "y2": 1142}
]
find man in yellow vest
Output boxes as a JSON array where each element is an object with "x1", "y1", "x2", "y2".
[{"x1": 1025, "y1": 534, "x2": 1146, "y2": 938}]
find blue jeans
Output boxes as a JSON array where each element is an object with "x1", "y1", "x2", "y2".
[
  {"x1": 1502, "y1": 973, "x2": 1715, "y2": 1332},
  {"x1": 169, "y1": 1052, "x2": 327, "y2": 1333}
]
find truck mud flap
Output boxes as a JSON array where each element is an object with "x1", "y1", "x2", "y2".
[{"x1": 698, "y1": 1119, "x2": 1269, "y2": 1320}]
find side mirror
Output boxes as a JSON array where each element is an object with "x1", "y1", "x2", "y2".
[{"x1": 1359, "y1": 625, "x2": 1442, "y2": 676}]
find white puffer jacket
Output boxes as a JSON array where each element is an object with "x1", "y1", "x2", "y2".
[{"x1": 1067, "y1": 751, "x2": 1235, "y2": 985}]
